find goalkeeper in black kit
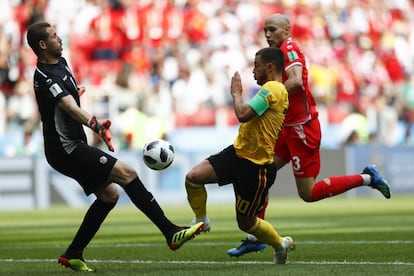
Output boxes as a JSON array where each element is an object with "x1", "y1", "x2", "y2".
[{"x1": 26, "y1": 21, "x2": 204, "y2": 272}]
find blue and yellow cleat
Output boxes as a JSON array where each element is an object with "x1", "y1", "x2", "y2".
[
  {"x1": 362, "y1": 165, "x2": 391, "y2": 199},
  {"x1": 227, "y1": 239, "x2": 266, "y2": 257}
]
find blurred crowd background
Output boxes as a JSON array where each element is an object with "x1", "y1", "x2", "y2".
[{"x1": 0, "y1": 0, "x2": 413, "y2": 156}]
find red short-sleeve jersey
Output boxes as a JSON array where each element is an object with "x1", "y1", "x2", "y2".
[{"x1": 280, "y1": 38, "x2": 318, "y2": 125}]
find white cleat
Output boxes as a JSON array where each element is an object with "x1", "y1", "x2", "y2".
[
  {"x1": 191, "y1": 217, "x2": 211, "y2": 233},
  {"x1": 273, "y1": 236, "x2": 295, "y2": 265}
]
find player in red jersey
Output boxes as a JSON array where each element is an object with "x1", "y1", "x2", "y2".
[{"x1": 227, "y1": 13, "x2": 391, "y2": 257}]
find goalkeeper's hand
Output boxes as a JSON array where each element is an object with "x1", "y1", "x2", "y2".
[
  {"x1": 78, "y1": 87, "x2": 86, "y2": 96},
  {"x1": 88, "y1": 116, "x2": 114, "y2": 152}
]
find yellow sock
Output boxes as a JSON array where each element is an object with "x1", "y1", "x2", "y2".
[
  {"x1": 247, "y1": 218, "x2": 283, "y2": 248},
  {"x1": 185, "y1": 180, "x2": 207, "y2": 218}
]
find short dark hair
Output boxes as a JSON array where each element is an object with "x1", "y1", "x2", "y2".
[
  {"x1": 256, "y1": 47, "x2": 285, "y2": 73},
  {"x1": 26, "y1": 22, "x2": 51, "y2": 55}
]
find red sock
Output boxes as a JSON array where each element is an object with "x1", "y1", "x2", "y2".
[
  {"x1": 257, "y1": 199, "x2": 268, "y2": 219},
  {"x1": 311, "y1": 175, "x2": 364, "y2": 201}
]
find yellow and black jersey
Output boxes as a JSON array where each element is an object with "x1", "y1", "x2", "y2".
[{"x1": 233, "y1": 80, "x2": 288, "y2": 165}]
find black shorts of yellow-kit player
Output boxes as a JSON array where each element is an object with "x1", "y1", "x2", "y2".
[{"x1": 207, "y1": 145, "x2": 276, "y2": 217}]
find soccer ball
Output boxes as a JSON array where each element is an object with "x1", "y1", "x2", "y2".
[{"x1": 142, "y1": 139, "x2": 175, "y2": 170}]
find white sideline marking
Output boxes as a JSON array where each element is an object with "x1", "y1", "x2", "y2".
[
  {"x1": 299, "y1": 240, "x2": 414, "y2": 244},
  {"x1": 0, "y1": 240, "x2": 412, "y2": 249},
  {"x1": 0, "y1": 259, "x2": 413, "y2": 266}
]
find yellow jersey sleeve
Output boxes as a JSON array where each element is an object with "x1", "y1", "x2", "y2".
[{"x1": 234, "y1": 81, "x2": 288, "y2": 165}]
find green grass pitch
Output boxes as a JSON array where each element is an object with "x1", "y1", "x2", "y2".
[{"x1": 0, "y1": 196, "x2": 413, "y2": 275}]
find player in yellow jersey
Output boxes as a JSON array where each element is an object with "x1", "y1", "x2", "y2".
[
  {"x1": 184, "y1": 47, "x2": 295, "y2": 264},
  {"x1": 227, "y1": 13, "x2": 390, "y2": 258}
]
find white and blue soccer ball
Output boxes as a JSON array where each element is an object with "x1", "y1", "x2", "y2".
[{"x1": 142, "y1": 139, "x2": 175, "y2": 170}]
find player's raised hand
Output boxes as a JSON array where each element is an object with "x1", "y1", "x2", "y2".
[{"x1": 230, "y1": 71, "x2": 242, "y2": 98}]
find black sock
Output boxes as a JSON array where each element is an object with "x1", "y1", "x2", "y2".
[
  {"x1": 64, "y1": 199, "x2": 116, "y2": 259},
  {"x1": 123, "y1": 177, "x2": 177, "y2": 240}
]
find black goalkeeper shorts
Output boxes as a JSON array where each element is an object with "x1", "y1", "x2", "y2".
[{"x1": 46, "y1": 143, "x2": 117, "y2": 195}]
